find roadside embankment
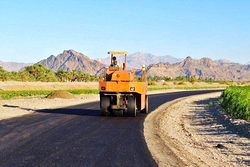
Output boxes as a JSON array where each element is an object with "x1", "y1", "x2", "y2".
[{"x1": 144, "y1": 92, "x2": 249, "y2": 167}]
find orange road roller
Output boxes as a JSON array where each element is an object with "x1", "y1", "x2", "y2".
[{"x1": 99, "y1": 51, "x2": 148, "y2": 117}]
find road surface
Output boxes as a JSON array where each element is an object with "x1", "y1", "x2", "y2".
[{"x1": 0, "y1": 90, "x2": 222, "y2": 167}]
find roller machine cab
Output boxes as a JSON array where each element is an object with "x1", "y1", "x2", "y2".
[{"x1": 99, "y1": 51, "x2": 148, "y2": 117}]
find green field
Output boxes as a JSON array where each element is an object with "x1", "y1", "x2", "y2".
[{"x1": 220, "y1": 86, "x2": 250, "y2": 121}]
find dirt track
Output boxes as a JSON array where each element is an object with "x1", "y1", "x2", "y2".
[
  {"x1": 144, "y1": 92, "x2": 249, "y2": 167},
  {"x1": 0, "y1": 90, "x2": 222, "y2": 167},
  {"x1": 0, "y1": 81, "x2": 99, "y2": 91}
]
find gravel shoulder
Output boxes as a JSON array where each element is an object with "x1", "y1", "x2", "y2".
[{"x1": 144, "y1": 92, "x2": 249, "y2": 167}]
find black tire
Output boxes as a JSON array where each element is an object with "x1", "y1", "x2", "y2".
[
  {"x1": 128, "y1": 96, "x2": 136, "y2": 117},
  {"x1": 141, "y1": 95, "x2": 148, "y2": 114},
  {"x1": 100, "y1": 95, "x2": 110, "y2": 116}
]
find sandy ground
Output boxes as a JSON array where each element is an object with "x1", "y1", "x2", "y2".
[
  {"x1": 151, "y1": 81, "x2": 228, "y2": 88},
  {"x1": 144, "y1": 92, "x2": 249, "y2": 167},
  {"x1": 0, "y1": 80, "x2": 235, "y2": 91},
  {"x1": 0, "y1": 94, "x2": 99, "y2": 120},
  {"x1": 0, "y1": 81, "x2": 99, "y2": 91}
]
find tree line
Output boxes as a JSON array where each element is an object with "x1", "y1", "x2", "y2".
[
  {"x1": 0, "y1": 64, "x2": 99, "y2": 82},
  {"x1": 0, "y1": 64, "x2": 236, "y2": 83},
  {"x1": 147, "y1": 75, "x2": 218, "y2": 82}
]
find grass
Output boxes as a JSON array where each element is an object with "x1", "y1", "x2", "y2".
[
  {"x1": 67, "y1": 89, "x2": 99, "y2": 94},
  {"x1": 220, "y1": 86, "x2": 250, "y2": 121}
]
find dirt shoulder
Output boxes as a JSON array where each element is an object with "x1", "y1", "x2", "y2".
[
  {"x1": 0, "y1": 81, "x2": 99, "y2": 91},
  {"x1": 144, "y1": 92, "x2": 249, "y2": 167}
]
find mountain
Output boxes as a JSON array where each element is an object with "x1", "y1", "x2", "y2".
[
  {"x1": 96, "y1": 52, "x2": 181, "y2": 69},
  {"x1": 215, "y1": 59, "x2": 233, "y2": 65},
  {"x1": 147, "y1": 57, "x2": 250, "y2": 81},
  {"x1": 0, "y1": 61, "x2": 33, "y2": 72},
  {"x1": 38, "y1": 50, "x2": 105, "y2": 75},
  {"x1": 2, "y1": 50, "x2": 249, "y2": 80}
]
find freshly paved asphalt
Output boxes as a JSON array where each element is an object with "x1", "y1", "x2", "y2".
[{"x1": 0, "y1": 89, "x2": 222, "y2": 167}]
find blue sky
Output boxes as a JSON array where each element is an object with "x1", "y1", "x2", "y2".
[{"x1": 0, "y1": 0, "x2": 249, "y2": 63}]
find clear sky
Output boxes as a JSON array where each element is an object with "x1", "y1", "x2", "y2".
[{"x1": 0, "y1": 0, "x2": 249, "y2": 64}]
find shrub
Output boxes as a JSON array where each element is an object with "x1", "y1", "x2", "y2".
[
  {"x1": 148, "y1": 80, "x2": 156, "y2": 86},
  {"x1": 219, "y1": 80, "x2": 231, "y2": 85},
  {"x1": 240, "y1": 81, "x2": 247, "y2": 85},
  {"x1": 220, "y1": 86, "x2": 250, "y2": 121},
  {"x1": 178, "y1": 81, "x2": 185, "y2": 85},
  {"x1": 189, "y1": 76, "x2": 197, "y2": 84}
]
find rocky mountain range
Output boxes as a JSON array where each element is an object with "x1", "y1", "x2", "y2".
[
  {"x1": 38, "y1": 50, "x2": 105, "y2": 75},
  {"x1": 96, "y1": 52, "x2": 181, "y2": 69},
  {"x1": 147, "y1": 56, "x2": 250, "y2": 81},
  {"x1": 1, "y1": 50, "x2": 249, "y2": 80},
  {"x1": 0, "y1": 61, "x2": 33, "y2": 72}
]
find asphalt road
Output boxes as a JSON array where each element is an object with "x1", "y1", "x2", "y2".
[{"x1": 0, "y1": 89, "x2": 222, "y2": 167}]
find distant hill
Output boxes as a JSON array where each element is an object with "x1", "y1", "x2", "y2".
[
  {"x1": 0, "y1": 61, "x2": 33, "y2": 72},
  {"x1": 215, "y1": 59, "x2": 233, "y2": 65},
  {"x1": 147, "y1": 56, "x2": 250, "y2": 81},
  {"x1": 38, "y1": 50, "x2": 105, "y2": 75},
  {"x1": 96, "y1": 52, "x2": 181, "y2": 69},
  {"x1": 2, "y1": 50, "x2": 249, "y2": 81}
]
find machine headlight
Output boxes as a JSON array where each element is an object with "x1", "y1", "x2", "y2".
[
  {"x1": 130, "y1": 87, "x2": 135, "y2": 91},
  {"x1": 101, "y1": 87, "x2": 106, "y2": 90}
]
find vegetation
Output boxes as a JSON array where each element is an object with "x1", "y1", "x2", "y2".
[
  {"x1": 0, "y1": 66, "x2": 9, "y2": 81},
  {"x1": 1, "y1": 64, "x2": 247, "y2": 85},
  {"x1": 67, "y1": 89, "x2": 99, "y2": 94},
  {"x1": 146, "y1": 75, "x2": 250, "y2": 86},
  {"x1": 0, "y1": 64, "x2": 99, "y2": 82},
  {"x1": 220, "y1": 86, "x2": 250, "y2": 121},
  {"x1": 0, "y1": 89, "x2": 99, "y2": 100},
  {"x1": 147, "y1": 76, "x2": 172, "y2": 82},
  {"x1": 147, "y1": 75, "x2": 200, "y2": 82},
  {"x1": 146, "y1": 75, "x2": 226, "y2": 84},
  {"x1": 148, "y1": 80, "x2": 156, "y2": 86},
  {"x1": 148, "y1": 86, "x2": 225, "y2": 91}
]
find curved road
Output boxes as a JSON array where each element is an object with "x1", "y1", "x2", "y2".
[{"x1": 0, "y1": 90, "x2": 222, "y2": 167}]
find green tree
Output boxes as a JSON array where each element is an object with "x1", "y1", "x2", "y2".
[
  {"x1": 18, "y1": 71, "x2": 34, "y2": 81},
  {"x1": 0, "y1": 66, "x2": 9, "y2": 81},
  {"x1": 56, "y1": 69, "x2": 72, "y2": 82},
  {"x1": 7, "y1": 71, "x2": 20, "y2": 81},
  {"x1": 25, "y1": 64, "x2": 58, "y2": 82}
]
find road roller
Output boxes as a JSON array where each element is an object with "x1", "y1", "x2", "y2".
[{"x1": 99, "y1": 51, "x2": 148, "y2": 117}]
